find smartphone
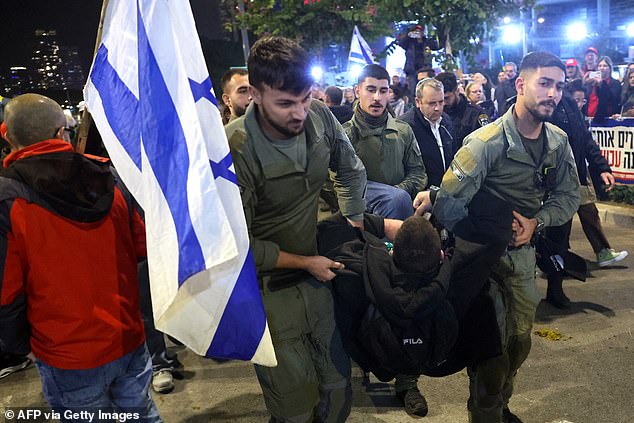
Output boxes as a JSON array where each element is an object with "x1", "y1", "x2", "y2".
[{"x1": 589, "y1": 71, "x2": 601, "y2": 79}]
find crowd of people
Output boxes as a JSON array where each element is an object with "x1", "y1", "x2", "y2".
[{"x1": 0, "y1": 35, "x2": 631, "y2": 423}]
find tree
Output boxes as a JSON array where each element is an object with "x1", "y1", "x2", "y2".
[
  {"x1": 231, "y1": 0, "x2": 394, "y2": 54},
  {"x1": 230, "y1": 0, "x2": 533, "y2": 68},
  {"x1": 375, "y1": 0, "x2": 532, "y2": 69}
]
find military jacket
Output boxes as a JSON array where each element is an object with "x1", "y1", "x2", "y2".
[
  {"x1": 433, "y1": 106, "x2": 580, "y2": 231},
  {"x1": 343, "y1": 112, "x2": 427, "y2": 198},
  {"x1": 226, "y1": 100, "x2": 367, "y2": 274}
]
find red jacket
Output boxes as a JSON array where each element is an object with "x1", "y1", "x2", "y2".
[{"x1": 0, "y1": 139, "x2": 146, "y2": 369}]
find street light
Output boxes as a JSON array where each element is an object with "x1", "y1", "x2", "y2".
[
  {"x1": 349, "y1": 64, "x2": 363, "y2": 80},
  {"x1": 311, "y1": 65, "x2": 323, "y2": 81},
  {"x1": 501, "y1": 25, "x2": 522, "y2": 45},
  {"x1": 626, "y1": 22, "x2": 634, "y2": 38},
  {"x1": 566, "y1": 22, "x2": 587, "y2": 41}
]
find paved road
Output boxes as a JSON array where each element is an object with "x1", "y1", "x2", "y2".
[{"x1": 2, "y1": 213, "x2": 633, "y2": 423}]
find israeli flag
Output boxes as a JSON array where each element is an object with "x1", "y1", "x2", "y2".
[
  {"x1": 348, "y1": 26, "x2": 376, "y2": 67},
  {"x1": 84, "y1": 0, "x2": 276, "y2": 366}
]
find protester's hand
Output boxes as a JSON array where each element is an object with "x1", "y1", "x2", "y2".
[
  {"x1": 27, "y1": 352, "x2": 37, "y2": 363},
  {"x1": 511, "y1": 210, "x2": 537, "y2": 247},
  {"x1": 304, "y1": 256, "x2": 344, "y2": 282},
  {"x1": 601, "y1": 172, "x2": 616, "y2": 191},
  {"x1": 347, "y1": 218, "x2": 364, "y2": 231},
  {"x1": 413, "y1": 191, "x2": 432, "y2": 215}
]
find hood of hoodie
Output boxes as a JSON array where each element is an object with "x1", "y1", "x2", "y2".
[{"x1": 1, "y1": 139, "x2": 114, "y2": 223}]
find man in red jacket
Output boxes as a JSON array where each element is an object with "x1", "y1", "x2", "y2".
[{"x1": 0, "y1": 94, "x2": 161, "y2": 422}]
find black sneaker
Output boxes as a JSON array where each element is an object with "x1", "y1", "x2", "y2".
[
  {"x1": 545, "y1": 289, "x2": 571, "y2": 309},
  {"x1": 0, "y1": 354, "x2": 32, "y2": 380},
  {"x1": 502, "y1": 407, "x2": 524, "y2": 423},
  {"x1": 396, "y1": 387, "x2": 428, "y2": 418}
]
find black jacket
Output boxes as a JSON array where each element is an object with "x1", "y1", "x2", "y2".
[
  {"x1": 584, "y1": 77, "x2": 621, "y2": 119},
  {"x1": 445, "y1": 94, "x2": 489, "y2": 148},
  {"x1": 400, "y1": 108, "x2": 455, "y2": 187},
  {"x1": 478, "y1": 99, "x2": 497, "y2": 121},
  {"x1": 549, "y1": 94, "x2": 611, "y2": 185},
  {"x1": 329, "y1": 104, "x2": 354, "y2": 124},
  {"x1": 317, "y1": 190, "x2": 513, "y2": 380},
  {"x1": 495, "y1": 78, "x2": 518, "y2": 115},
  {"x1": 318, "y1": 213, "x2": 457, "y2": 380},
  {"x1": 398, "y1": 34, "x2": 442, "y2": 75}
]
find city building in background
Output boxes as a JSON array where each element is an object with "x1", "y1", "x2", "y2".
[{"x1": 1, "y1": 29, "x2": 85, "y2": 106}]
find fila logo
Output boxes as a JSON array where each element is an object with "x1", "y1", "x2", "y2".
[{"x1": 403, "y1": 338, "x2": 423, "y2": 345}]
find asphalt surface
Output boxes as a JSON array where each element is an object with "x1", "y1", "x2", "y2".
[{"x1": 1, "y1": 203, "x2": 633, "y2": 423}]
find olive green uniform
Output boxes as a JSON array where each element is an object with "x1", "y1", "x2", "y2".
[
  {"x1": 226, "y1": 100, "x2": 366, "y2": 422},
  {"x1": 433, "y1": 106, "x2": 580, "y2": 422},
  {"x1": 343, "y1": 113, "x2": 427, "y2": 198}
]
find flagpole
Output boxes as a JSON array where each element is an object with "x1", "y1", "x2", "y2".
[{"x1": 76, "y1": 0, "x2": 110, "y2": 154}]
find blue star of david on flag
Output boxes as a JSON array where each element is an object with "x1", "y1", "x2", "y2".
[{"x1": 84, "y1": 0, "x2": 275, "y2": 366}]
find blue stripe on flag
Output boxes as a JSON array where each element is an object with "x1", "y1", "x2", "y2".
[
  {"x1": 359, "y1": 43, "x2": 373, "y2": 64},
  {"x1": 137, "y1": 7, "x2": 206, "y2": 284},
  {"x1": 90, "y1": 45, "x2": 142, "y2": 170},
  {"x1": 189, "y1": 77, "x2": 218, "y2": 106},
  {"x1": 210, "y1": 153, "x2": 237, "y2": 185},
  {"x1": 206, "y1": 250, "x2": 264, "y2": 359},
  {"x1": 350, "y1": 52, "x2": 365, "y2": 60}
]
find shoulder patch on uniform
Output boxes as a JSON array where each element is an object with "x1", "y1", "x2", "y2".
[
  {"x1": 451, "y1": 162, "x2": 466, "y2": 181},
  {"x1": 478, "y1": 113, "x2": 489, "y2": 127},
  {"x1": 475, "y1": 122, "x2": 501, "y2": 142},
  {"x1": 453, "y1": 147, "x2": 478, "y2": 175}
]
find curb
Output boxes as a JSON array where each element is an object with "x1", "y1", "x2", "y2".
[{"x1": 595, "y1": 202, "x2": 634, "y2": 229}]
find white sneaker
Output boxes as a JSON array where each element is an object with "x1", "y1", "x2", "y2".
[
  {"x1": 152, "y1": 369, "x2": 174, "y2": 394},
  {"x1": 596, "y1": 248, "x2": 628, "y2": 267},
  {"x1": 0, "y1": 355, "x2": 32, "y2": 379}
]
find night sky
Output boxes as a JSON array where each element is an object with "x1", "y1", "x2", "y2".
[{"x1": 1, "y1": 1, "x2": 102, "y2": 73}]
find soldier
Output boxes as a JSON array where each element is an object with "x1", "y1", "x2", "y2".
[
  {"x1": 220, "y1": 68, "x2": 251, "y2": 125},
  {"x1": 344, "y1": 64, "x2": 427, "y2": 220},
  {"x1": 414, "y1": 51, "x2": 580, "y2": 423},
  {"x1": 225, "y1": 36, "x2": 367, "y2": 423}
]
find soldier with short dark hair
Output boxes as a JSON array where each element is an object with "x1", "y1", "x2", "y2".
[
  {"x1": 415, "y1": 51, "x2": 580, "y2": 423},
  {"x1": 225, "y1": 36, "x2": 367, "y2": 422}
]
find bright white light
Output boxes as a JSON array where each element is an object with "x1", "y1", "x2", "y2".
[
  {"x1": 311, "y1": 66, "x2": 323, "y2": 80},
  {"x1": 537, "y1": 17, "x2": 545, "y2": 24},
  {"x1": 502, "y1": 25, "x2": 522, "y2": 45},
  {"x1": 349, "y1": 64, "x2": 363, "y2": 80},
  {"x1": 566, "y1": 22, "x2": 587, "y2": 41},
  {"x1": 503, "y1": 16, "x2": 511, "y2": 24},
  {"x1": 627, "y1": 22, "x2": 634, "y2": 37}
]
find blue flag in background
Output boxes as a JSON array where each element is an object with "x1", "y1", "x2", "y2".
[
  {"x1": 348, "y1": 26, "x2": 376, "y2": 68},
  {"x1": 84, "y1": 0, "x2": 276, "y2": 366}
]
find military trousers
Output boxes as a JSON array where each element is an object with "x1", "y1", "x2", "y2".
[
  {"x1": 254, "y1": 277, "x2": 352, "y2": 423},
  {"x1": 467, "y1": 245, "x2": 539, "y2": 423}
]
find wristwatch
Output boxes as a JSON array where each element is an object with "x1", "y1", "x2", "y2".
[{"x1": 535, "y1": 216, "x2": 545, "y2": 234}]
